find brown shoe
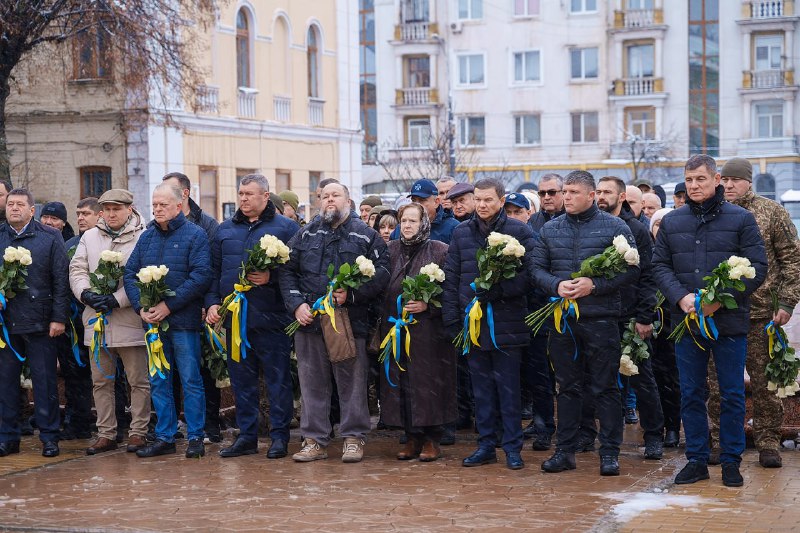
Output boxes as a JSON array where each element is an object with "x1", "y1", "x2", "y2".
[
  {"x1": 397, "y1": 437, "x2": 422, "y2": 460},
  {"x1": 418, "y1": 440, "x2": 441, "y2": 462},
  {"x1": 126, "y1": 435, "x2": 147, "y2": 453},
  {"x1": 759, "y1": 449, "x2": 782, "y2": 468},
  {"x1": 86, "y1": 437, "x2": 118, "y2": 456}
]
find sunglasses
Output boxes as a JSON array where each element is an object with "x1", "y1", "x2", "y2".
[{"x1": 538, "y1": 189, "x2": 562, "y2": 197}]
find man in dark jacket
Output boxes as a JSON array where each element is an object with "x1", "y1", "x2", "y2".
[
  {"x1": 442, "y1": 178, "x2": 535, "y2": 471},
  {"x1": 391, "y1": 179, "x2": 459, "y2": 244},
  {"x1": 446, "y1": 183, "x2": 475, "y2": 222},
  {"x1": 595, "y1": 176, "x2": 664, "y2": 459},
  {"x1": 280, "y1": 182, "x2": 389, "y2": 463},
  {"x1": 528, "y1": 173, "x2": 565, "y2": 235},
  {"x1": 0, "y1": 188, "x2": 70, "y2": 458},
  {"x1": 652, "y1": 154, "x2": 767, "y2": 487},
  {"x1": 533, "y1": 171, "x2": 639, "y2": 477},
  {"x1": 206, "y1": 174, "x2": 299, "y2": 460},
  {"x1": 124, "y1": 183, "x2": 213, "y2": 460},
  {"x1": 40, "y1": 201, "x2": 76, "y2": 242}
]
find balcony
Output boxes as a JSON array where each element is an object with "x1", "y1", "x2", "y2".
[
  {"x1": 743, "y1": 69, "x2": 795, "y2": 88},
  {"x1": 613, "y1": 8, "x2": 664, "y2": 29},
  {"x1": 395, "y1": 87, "x2": 439, "y2": 106},
  {"x1": 308, "y1": 98, "x2": 324, "y2": 126},
  {"x1": 748, "y1": 0, "x2": 793, "y2": 18},
  {"x1": 738, "y1": 135, "x2": 798, "y2": 155},
  {"x1": 394, "y1": 22, "x2": 438, "y2": 42},
  {"x1": 273, "y1": 95, "x2": 291, "y2": 122},
  {"x1": 195, "y1": 85, "x2": 219, "y2": 114},
  {"x1": 613, "y1": 77, "x2": 664, "y2": 96},
  {"x1": 237, "y1": 88, "x2": 257, "y2": 118}
]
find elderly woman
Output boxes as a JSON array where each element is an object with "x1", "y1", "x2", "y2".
[{"x1": 380, "y1": 203, "x2": 456, "y2": 461}]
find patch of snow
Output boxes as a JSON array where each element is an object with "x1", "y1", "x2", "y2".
[{"x1": 603, "y1": 493, "x2": 710, "y2": 522}]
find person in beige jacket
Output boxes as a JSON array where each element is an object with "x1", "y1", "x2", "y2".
[{"x1": 69, "y1": 189, "x2": 151, "y2": 455}]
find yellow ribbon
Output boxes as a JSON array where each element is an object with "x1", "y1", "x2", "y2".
[
  {"x1": 145, "y1": 324, "x2": 171, "y2": 378},
  {"x1": 468, "y1": 300, "x2": 483, "y2": 347},
  {"x1": 227, "y1": 283, "x2": 252, "y2": 363},
  {"x1": 90, "y1": 312, "x2": 103, "y2": 357},
  {"x1": 683, "y1": 313, "x2": 707, "y2": 351},
  {"x1": 379, "y1": 309, "x2": 416, "y2": 371},
  {"x1": 553, "y1": 299, "x2": 580, "y2": 334}
]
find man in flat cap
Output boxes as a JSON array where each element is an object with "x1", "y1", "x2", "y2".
[{"x1": 446, "y1": 183, "x2": 475, "y2": 222}]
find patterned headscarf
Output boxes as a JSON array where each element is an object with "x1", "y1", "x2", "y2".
[{"x1": 398, "y1": 203, "x2": 431, "y2": 247}]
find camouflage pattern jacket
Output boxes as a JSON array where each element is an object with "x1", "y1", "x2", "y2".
[{"x1": 735, "y1": 190, "x2": 800, "y2": 319}]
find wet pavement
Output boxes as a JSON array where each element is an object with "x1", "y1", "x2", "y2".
[{"x1": 0, "y1": 425, "x2": 799, "y2": 532}]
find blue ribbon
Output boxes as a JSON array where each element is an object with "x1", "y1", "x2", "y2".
[
  {"x1": 461, "y1": 283, "x2": 502, "y2": 356},
  {"x1": 67, "y1": 300, "x2": 84, "y2": 367},
  {"x1": 765, "y1": 321, "x2": 789, "y2": 349},
  {"x1": 695, "y1": 291, "x2": 719, "y2": 340},
  {"x1": 550, "y1": 297, "x2": 579, "y2": 361},
  {"x1": 88, "y1": 311, "x2": 115, "y2": 379},
  {"x1": 0, "y1": 294, "x2": 23, "y2": 361},
  {"x1": 146, "y1": 325, "x2": 167, "y2": 379},
  {"x1": 232, "y1": 291, "x2": 251, "y2": 360},
  {"x1": 382, "y1": 295, "x2": 415, "y2": 388},
  {"x1": 206, "y1": 324, "x2": 227, "y2": 355},
  {"x1": 312, "y1": 280, "x2": 336, "y2": 314}
]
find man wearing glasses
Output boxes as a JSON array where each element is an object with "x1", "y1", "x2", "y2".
[{"x1": 529, "y1": 174, "x2": 565, "y2": 234}]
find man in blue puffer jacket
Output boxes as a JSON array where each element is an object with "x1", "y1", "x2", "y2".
[
  {"x1": 124, "y1": 183, "x2": 213, "y2": 460},
  {"x1": 652, "y1": 154, "x2": 767, "y2": 488},
  {"x1": 205, "y1": 174, "x2": 299, "y2": 460},
  {"x1": 532, "y1": 170, "x2": 639, "y2": 477}
]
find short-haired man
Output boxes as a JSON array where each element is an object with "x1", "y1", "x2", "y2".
[
  {"x1": 642, "y1": 193, "x2": 663, "y2": 219},
  {"x1": 652, "y1": 154, "x2": 767, "y2": 487},
  {"x1": 278, "y1": 190, "x2": 304, "y2": 225},
  {"x1": 391, "y1": 179, "x2": 459, "y2": 244},
  {"x1": 529, "y1": 174, "x2": 565, "y2": 233},
  {"x1": 162, "y1": 172, "x2": 218, "y2": 238},
  {"x1": 124, "y1": 183, "x2": 213, "y2": 459},
  {"x1": 625, "y1": 186, "x2": 645, "y2": 219},
  {"x1": 359, "y1": 196, "x2": 382, "y2": 223},
  {"x1": 443, "y1": 178, "x2": 535, "y2": 470},
  {"x1": 70, "y1": 189, "x2": 151, "y2": 455},
  {"x1": 437, "y1": 176, "x2": 457, "y2": 210},
  {"x1": 504, "y1": 193, "x2": 531, "y2": 224},
  {"x1": 41, "y1": 201, "x2": 76, "y2": 242},
  {"x1": 206, "y1": 175, "x2": 299, "y2": 460},
  {"x1": 705, "y1": 157, "x2": 800, "y2": 469},
  {"x1": 446, "y1": 183, "x2": 475, "y2": 222},
  {"x1": 66, "y1": 198, "x2": 101, "y2": 251},
  {"x1": 0, "y1": 189, "x2": 70, "y2": 458},
  {"x1": 281, "y1": 182, "x2": 389, "y2": 463},
  {"x1": 673, "y1": 183, "x2": 687, "y2": 208},
  {"x1": 533, "y1": 171, "x2": 639, "y2": 476}
]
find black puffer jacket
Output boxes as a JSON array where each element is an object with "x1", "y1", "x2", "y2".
[
  {"x1": 187, "y1": 197, "x2": 219, "y2": 240},
  {"x1": 532, "y1": 203, "x2": 639, "y2": 319},
  {"x1": 619, "y1": 202, "x2": 657, "y2": 324},
  {"x1": 442, "y1": 210, "x2": 535, "y2": 350},
  {"x1": 652, "y1": 186, "x2": 767, "y2": 336},
  {"x1": 0, "y1": 220, "x2": 70, "y2": 334},
  {"x1": 280, "y1": 215, "x2": 390, "y2": 339},
  {"x1": 528, "y1": 208, "x2": 565, "y2": 235}
]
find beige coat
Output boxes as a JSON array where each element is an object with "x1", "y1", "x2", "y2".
[{"x1": 69, "y1": 210, "x2": 146, "y2": 347}]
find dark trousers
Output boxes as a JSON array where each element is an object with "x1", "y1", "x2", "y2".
[
  {"x1": 652, "y1": 325, "x2": 681, "y2": 433},
  {"x1": 227, "y1": 330, "x2": 293, "y2": 442},
  {"x1": 170, "y1": 359, "x2": 221, "y2": 435},
  {"x1": 468, "y1": 348, "x2": 522, "y2": 454},
  {"x1": 525, "y1": 333, "x2": 555, "y2": 436},
  {"x1": 617, "y1": 321, "x2": 664, "y2": 441},
  {"x1": 0, "y1": 333, "x2": 61, "y2": 443},
  {"x1": 56, "y1": 335, "x2": 93, "y2": 432},
  {"x1": 550, "y1": 318, "x2": 623, "y2": 456},
  {"x1": 456, "y1": 352, "x2": 474, "y2": 423}
]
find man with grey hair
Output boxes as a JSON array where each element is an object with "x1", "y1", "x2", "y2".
[
  {"x1": 642, "y1": 192, "x2": 663, "y2": 219},
  {"x1": 281, "y1": 182, "x2": 389, "y2": 463},
  {"x1": 437, "y1": 176, "x2": 457, "y2": 210}
]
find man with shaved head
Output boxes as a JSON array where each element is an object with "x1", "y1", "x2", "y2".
[
  {"x1": 642, "y1": 193, "x2": 663, "y2": 220},
  {"x1": 625, "y1": 185, "x2": 649, "y2": 225}
]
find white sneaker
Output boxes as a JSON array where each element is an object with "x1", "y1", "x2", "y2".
[
  {"x1": 342, "y1": 437, "x2": 365, "y2": 463},
  {"x1": 292, "y1": 439, "x2": 328, "y2": 462}
]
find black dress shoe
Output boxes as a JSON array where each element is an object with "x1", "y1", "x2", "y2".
[
  {"x1": 462, "y1": 447, "x2": 497, "y2": 467},
  {"x1": 0, "y1": 441, "x2": 20, "y2": 457},
  {"x1": 42, "y1": 441, "x2": 60, "y2": 458},
  {"x1": 185, "y1": 439, "x2": 205, "y2": 458},
  {"x1": 136, "y1": 439, "x2": 176, "y2": 458},
  {"x1": 219, "y1": 438, "x2": 258, "y2": 458},
  {"x1": 663, "y1": 430, "x2": 680, "y2": 448},
  {"x1": 506, "y1": 451, "x2": 525, "y2": 470},
  {"x1": 541, "y1": 450, "x2": 576, "y2": 473},
  {"x1": 674, "y1": 460, "x2": 709, "y2": 484},
  {"x1": 267, "y1": 439, "x2": 288, "y2": 459},
  {"x1": 721, "y1": 462, "x2": 743, "y2": 487},
  {"x1": 600, "y1": 455, "x2": 620, "y2": 476}
]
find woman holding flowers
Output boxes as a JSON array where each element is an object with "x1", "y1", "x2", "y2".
[{"x1": 379, "y1": 203, "x2": 454, "y2": 462}]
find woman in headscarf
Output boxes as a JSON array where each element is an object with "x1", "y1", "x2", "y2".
[{"x1": 379, "y1": 203, "x2": 456, "y2": 462}]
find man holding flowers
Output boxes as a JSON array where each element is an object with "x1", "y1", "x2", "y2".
[
  {"x1": 652, "y1": 154, "x2": 767, "y2": 487},
  {"x1": 205, "y1": 174, "x2": 299, "y2": 460},
  {"x1": 0, "y1": 188, "x2": 70, "y2": 458},
  {"x1": 69, "y1": 189, "x2": 151, "y2": 455}
]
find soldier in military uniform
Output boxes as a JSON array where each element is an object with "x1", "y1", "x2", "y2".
[{"x1": 708, "y1": 158, "x2": 800, "y2": 468}]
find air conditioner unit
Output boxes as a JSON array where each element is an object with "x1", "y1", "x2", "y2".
[{"x1": 450, "y1": 21, "x2": 463, "y2": 33}]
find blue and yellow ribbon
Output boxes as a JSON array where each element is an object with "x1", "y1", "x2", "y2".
[
  {"x1": 145, "y1": 323, "x2": 170, "y2": 379},
  {"x1": 551, "y1": 297, "x2": 580, "y2": 360},
  {"x1": 0, "y1": 294, "x2": 22, "y2": 361},
  {"x1": 310, "y1": 281, "x2": 337, "y2": 332},
  {"x1": 765, "y1": 321, "x2": 788, "y2": 358},
  {"x1": 226, "y1": 283, "x2": 252, "y2": 362},
  {"x1": 694, "y1": 290, "x2": 718, "y2": 340},
  {"x1": 67, "y1": 301, "x2": 84, "y2": 367},
  {"x1": 460, "y1": 283, "x2": 502, "y2": 355},
  {"x1": 379, "y1": 295, "x2": 417, "y2": 387},
  {"x1": 205, "y1": 324, "x2": 227, "y2": 358},
  {"x1": 88, "y1": 311, "x2": 115, "y2": 379}
]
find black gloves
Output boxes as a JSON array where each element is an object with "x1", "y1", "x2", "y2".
[
  {"x1": 81, "y1": 291, "x2": 119, "y2": 313},
  {"x1": 81, "y1": 290, "x2": 104, "y2": 309},
  {"x1": 476, "y1": 285, "x2": 503, "y2": 303}
]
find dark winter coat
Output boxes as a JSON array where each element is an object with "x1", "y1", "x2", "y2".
[
  {"x1": 652, "y1": 186, "x2": 767, "y2": 336},
  {"x1": 532, "y1": 203, "x2": 639, "y2": 319},
  {"x1": 528, "y1": 207, "x2": 565, "y2": 235},
  {"x1": 390, "y1": 205, "x2": 460, "y2": 244},
  {"x1": 619, "y1": 202, "x2": 657, "y2": 324},
  {"x1": 123, "y1": 212, "x2": 213, "y2": 331},
  {"x1": 187, "y1": 197, "x2": 219, "y2": 239},
  {"x1": 280, "y1": 214, "x2": 390, "y2": 339},
  {"x1": 206, "y1": 202, "x2": 300, "y2": 332},
  {"x1": 0, "y1": 220, "x2": 70, "y2": 334},
  {"x1": 442, "y1": 209, "x2": 535, "y2": 350},
  {"x1": 380, "y1": 239, "x2": 456, "y2": 427}
]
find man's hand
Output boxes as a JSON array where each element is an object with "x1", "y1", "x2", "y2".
[
  {"x1": 142, "y1": 302, "x2": 171, "y2": 323},
  {"x1": 295, "y1": 303, "x2": 314, "y2": 326},
  {"x1": 404, "y1": 300, "x2": 428, "y2": 314},
  {"x1": 333, "y1": 288, "x2": 348, "y2": 306},
  {"x1": 678, "y1": 294, "x2": 695, "y2": 314},
  {"x1": 206, "y1": 304, "x2": 221, "y2": 325},
  {"x1": 557, "y1": 278, "x2": 593, "y2": 299},
  {"x1": 635, "y1": 322, "x2": 653, "y2": 340},
  {"x1": 246, "y1": 270, "x2": 270, "y2": 286},
  {"x1": 773, "y1": 308, "x2": 792, "y2": 327},
  {"x1": 49, "y1": 322, "x2": 65, "y2": 337}
]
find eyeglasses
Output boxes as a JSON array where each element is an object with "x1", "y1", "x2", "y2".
[{"x1": 538, "y1": 189, "x2": 562, "y2": 197}]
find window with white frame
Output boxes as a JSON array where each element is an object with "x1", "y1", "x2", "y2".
[
  {"x1": 755, "y1": 34, "x2": 783, "y2": 71},
  {"x1": 512, "y1": 51, "x2": 541, "y2": 83},
  {"x1": 626, "y1": 43, "x2": 654, "y2": 78},
  {"x1": 570, "y1": 47, "x2": 598, "y2": 79},
  {"x1": 571, "y1": 112, "x2": 598, "y2": 143},
  {"x1": 754, "y1": 101, "x2": 783, "y2": 138},
  {"x1": 457, "y1": 53, "x2": 485, "y2": 86},
  {"x1": 513, "y1": 0, "x2": 540, "y2": 17},
  {"x1": 458, "y1": 0, "x2": 482, "y2": 20},
  {"x1": 403, "y1": 0, "x2": 429, "y2": 22},
  {"x1": 626, "y1": 107, "x2": 655, "y2": 140},
  {"x1": 627, "y1": 0, "x2": 654, "y2": 8},
  {"x1": 514, "y1": 114, "x2": 541, "y2": 145},
  {"x1": 570, "y1": 0, "x2": 597, "y2": 13},
  {"x1": 407, "y1": 117, "x2": 432, "y2": 147},
  {"x1": 459, "y1": 116, "x2": 486, "y2": 146}
]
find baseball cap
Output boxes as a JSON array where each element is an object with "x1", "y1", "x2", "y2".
[
  {"x1": 504, "y1": 192, "x2": 530, "y2": 210},
  {"x1": 407, "y1": 179, "x2": 438, "y2": 199}
]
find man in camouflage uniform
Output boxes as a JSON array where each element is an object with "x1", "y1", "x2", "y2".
[{"x1": 708, "y1": 157, "x2": 800, "y2": 468}]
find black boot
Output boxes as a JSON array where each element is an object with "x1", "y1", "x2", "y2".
[
  {"x1": 541, "y1": 450, "x2": 576, "y2": 473},
  {"x1": 600, "y1": 455, "x2": 619, "y2": 476}
]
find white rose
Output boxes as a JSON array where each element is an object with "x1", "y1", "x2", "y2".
[
  {"x1": 487, "y1": 232, "x2": 504, "y2": 247},
  {"x1": 434, "y1": 268, "x2": 445, "y2": 283},
  {"x1": 727, "y1": 256, "x2": 748, "y2": 268},
  {"x1": 150, "y1": 266, "x2": 163, "y2": 282},
  {"x1": 278, "y1": 243, "x2": 290, "y2": 260},
  {"x1": 613, "y1": 235, "x2": 631, "y2": 255},
  {"x1": 743, "y1": 266, "x2": 756, "y2": 279},
  {"x1": 623, "y1": 247, "x2": 640, "y2": 266},
  {"x1": 729, "y1": 265, "x2": 745, "y2": 280},
  {"x1": 19, "y1": 253, "x2": 32, "y2": 266},
  {"x1": 158, "y1": 265, "x2": 169, "y2": 276},
  {"x1": 259, "y1": 235, "x2": 275, "y2": 249},
  {"x1": 355, "y1": 255, "x2": 368, "y2": 266},
  {"x1": 265, "y1": 244, "x2": 278, "y2": 258},
  {"x1": 100, "y1": 250, "x2": 115, "y2": 263},
  {"x1": 768, "y1": 381, "x2": 778, "y2": 391},
  {"x1": 137, "y1": 268, "x2": 152, "y2": 283},
  {"x1": 358, "y1": 259, "x2": 376, "y2": 277},
  {"x1": 777, "y1": 388, "x2": 787, "y2": 399},
  {"x1": 3, "y1": 247, "x2": 17, "y2": 263}
]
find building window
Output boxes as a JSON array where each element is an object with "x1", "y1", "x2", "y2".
[
  {"x1": 513, "y1": 0, "x2": 540, "y2": 17},
  {"x1": 236, "y1": 9, "x2": 251, "y2": 88},
  {"x1": 571, "y1": 112, "x2": 599, "y2": 143},
  {"x1": 359, "y1": 0, "x2": 377, "y2": 163},
  {"x1": 307, "y1": 27, "x2": 320, "y2": 98},
  {"x1": 512, "y1": 51, "x2": 541, "y2": 83},
  {"x1": 459, "y1": 116, "x2": 486, "y2": 146},
  {"x1": 236, "y1": 168, "x2": 257, "y2": 189},
  {"x1": 458, "y1": 0, "x2": 483, "y2": 20},
  {"x1": 407, "y1": 117, "x2": 432, "y2": 147},
  {"x1": 755, "y1": 173, "x2": 776, "y2": 200},
  {"x1": 570, "y1": 47, "x2": 598, "y2": 79},
  {"x1": 198, "y1": 167, "x2": 218, "y2": 220},
  {"x1": 754, "y1": 101, "x2": 783, "y2": 138},
  {"x1": 309, "y1": 171, "x2": 322, "y2": 218},
  {"x1": 514, "y1": 114, "x2": 541, "y2": 145},
  {"x1": 628, "y1": 0, "x2": 654, "y2": 8},
  {"x1": 457, "y1": 54, "x2": 485, "y2": 86},
  {"x1": 570, "y1": 0, "x2": 597, "y2": 13},
  {"x1": 626, "y1": 42, "x2": 654, "y2": 77},
  {"x1": 73, "y1": 25, "x2": 112, "y2": 80},
  {"x1": 626, "y1": 107, "x2": 656, "y2": 140},
  {"x1": 80, "y1": 166, "x2": 112, "y2": 198},
  {"x1": 689, "y1": 0, "x2": 719, "y2": 156},
  {"x1": 754, "y1": 34, "x2": 783, "y2": 71},
  {"x1": 403, "y1": 0, "x2": 429, "y2": 22},
  {"x1": 276, "y1": 170, "x2": 291, "y2": 191},
  {"x1": 405, "y1": 56, "x2": 430, "y2": 87}
]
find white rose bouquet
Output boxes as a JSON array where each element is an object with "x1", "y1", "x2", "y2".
[
  {"x1": 0, "y1": 246, "x2": 31, "y2": 361},
  {"x1": 618, "y1": 318, "x2": 650, "y2": 376},
  {"x1": 764, "y1": 290, "x2": 800, "y2": 398},
  {"x1": 135, "y1": 265, "x2": 174, "y2": 378},
  {"x1": 401, "y1": 262, "x2": 445, "y2": 308},
  {"x1": 89, "y1": 250, "x2": 125, "y2": 295}
]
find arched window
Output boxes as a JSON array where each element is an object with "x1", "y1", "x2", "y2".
[
  {"x1": 236, "y1": 9, "x2": 251, "y2": 88},
  {"x1": 307, "y1": 27, "x2": 320, "y2": 98},
  {"x1": 755, "y1": 173, "x2": 776, "y2": 200}
]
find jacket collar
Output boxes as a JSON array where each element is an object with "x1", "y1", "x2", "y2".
[
  {"x1": 544, "y1": 207, "x2": 566, "y2": 221},
  {"x1": 232, "y1": 199, "x2": 276, "y2": 225},
  {"x1": 566, "y1": 203, "x2": 599, "y2": 223},
  {"x1": 150, "y1": 211, "x2": 187, "y2": 233},
  {"x1": 472, "y1": 208, "x2": 506, "y2": 237},
  {"x1": 187, "y1": 197, "x2": 204, "y2": 224},
  {"x1": 688, "y1": 185, "x2": 725, "y2": 224},
  {"x1": 619, "y1": 201, "x2": 635, "y2": 222},
  {"x1": 98, "y1": 209, "x2": 145, "y2": 240},
  {"x1": 733, "y1": 190, "x2": 756, "y2": 210}
]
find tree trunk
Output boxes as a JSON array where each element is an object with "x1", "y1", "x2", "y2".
[{"x1": 0, "y1": 74, "x2": 10, "y2": 182}]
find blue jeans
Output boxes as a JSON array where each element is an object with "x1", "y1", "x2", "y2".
[
  {"x1": 150, "y1": 330, "x2": 205, "y2": 442},
  {"x1": 675, "y1": 335, "x2": 746, "y2": 465}
]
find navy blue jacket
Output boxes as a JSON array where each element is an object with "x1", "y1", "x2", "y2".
[
  {"x1": 528, "y1": 208, "x2": 565, "y2": 236},
  {"x1": 391, "y1": 205, "x2": 460, "y2": 244},
  {"x1": 206, "y1": 202, "x2": 300, "y2": 332},
  {"x1": 123, "y1": 212, "x2": 213, "y2": 331},
  {"x1": 652, "y1": 186, "x2": 767, "y2": 336},
  {"x1": 187, "y1": 197, "x2": 219, "y2": 240},
  {"x1": 0, "y1": 220, "x2": 70, "y2": 334},
  {"x1": 619, "y1": 202, "x2": 657, "y2": 324},
  {"x1": 442, "y1": 210, "x2": 535, "y2": 350},
  {"x1": 532, "y1": 204, "x2": 639, "y2": 319}
]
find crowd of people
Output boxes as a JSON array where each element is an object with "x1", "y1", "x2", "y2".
[{"x1": 0, "y1": 153, "x2": 797, "y2": 488}]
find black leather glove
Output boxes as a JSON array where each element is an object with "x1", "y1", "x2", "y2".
[
  {"x1": 95, "y1": 295, "x2": 120, "y2": 314},
  {"x1": 81, "y1": 290, "x2": 104, "y2": 309},
  {"x1": 476, "y1": 285, "x2": 503, "y2": 302}
]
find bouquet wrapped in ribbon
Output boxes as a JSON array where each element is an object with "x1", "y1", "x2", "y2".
[
  {"x1": 285, "y1": 255, "x2": 376, "y2": 336},
  {"x1": 619, "y1": 318, "x2": 650, "y2": 376},
  {"x1": 87, "y1": 250, "x2": 125, "y2": 377},
  {"x1": 764, "y1": 290, "x2": 800, "y2": 398},
  {"x1": 454, "y1": 232, "x2": 525, "y2": 354},
  {"x1": 526, "y1": 235, "x2": 639, "y2": 336},
  {"x1": 216, "y1": 234, "x2": 290, "y2": 363},
  {"x1": 203, "y1": 325, "x2": 230, "y2": 388},
  {"x1": 135, "y1": 265, "x2": 175, "y2": 378},
  {"x1": 0, "y1": 246, "x2": 31, "y2": 361},
  {"x1": 668, "y1": 256, "x2": 756, "y2": 345},
  {"x1": 379, "y1": 262, "x2": 445, "y2": 386}
]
